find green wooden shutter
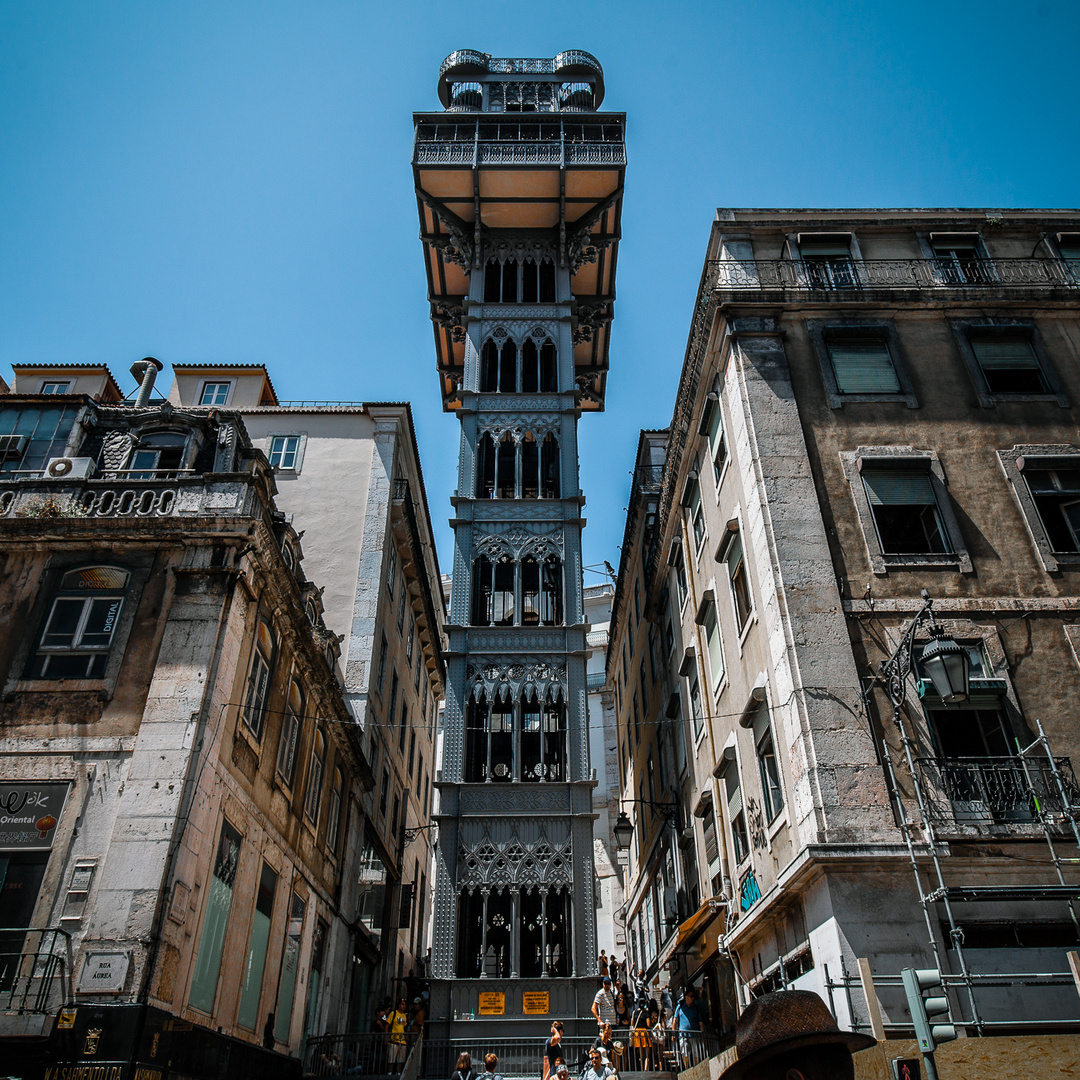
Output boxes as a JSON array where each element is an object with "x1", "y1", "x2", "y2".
[
  {"x1": 828, "y1": 342, "x2": 900, "y2": 393},
  {"x1": 971, "y1": 339, "x2": 1038, "y2": 370},
  {"x1": 862, "y1": 468, "x2": 935, "y2": 506}
]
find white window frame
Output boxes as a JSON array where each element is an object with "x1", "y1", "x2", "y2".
[
  {"x1": 695, "y1": 588, "x2": 726, "y2": 694},
  {"x1": 40, "y1": 381, "x2": 70, "y2": 395},
  {"x1": 268, "y1": 434, "x2": 306, "y2": 472},
  {"x1": 199, "y1": 380, "x2": 233, "y2": 406}
]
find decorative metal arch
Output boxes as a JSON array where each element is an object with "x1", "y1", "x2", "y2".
[{"x1": 458, "y1": 834, "x2": 574, "y2": 891}]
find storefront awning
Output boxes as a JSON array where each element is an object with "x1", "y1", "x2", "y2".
[{"x1": 657, "y1": 897, "x2": 724, "y2": 969}]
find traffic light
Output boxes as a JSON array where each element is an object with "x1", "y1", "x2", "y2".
[{"x1": 901, "y1": 968, "x2": 957, "y2": 1053}]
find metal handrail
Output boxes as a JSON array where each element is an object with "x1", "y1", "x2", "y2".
[
  {"x1": 0, "y1": 925, "x2": 72, "y2": 1014},
  {"x1": 707, "y1": 257, "x2": 1079, "y2": 291}
]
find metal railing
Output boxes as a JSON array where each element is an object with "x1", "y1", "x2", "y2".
[
  {"x1": 423, "y1": 1037, "x2": 595, "y2": 1080},
  {"x1": 707, "y1": 257, "x2": 1079, "y2": 292},
  {"x1": 586, "y1": 671, "x2": 607, "y2": 691},
  {"x1": 304, "y1": 1030, "x2": 419, "y2": 1077},
  {"x1": 0, "y1": 926, "x2": 72, "y2": 1014},
  {"x1": 0, "y1": 476, "x2": 255, "y2": 520},
  {"x1": 915, "y1": 755, "x2": 1080, "y2": 825}
]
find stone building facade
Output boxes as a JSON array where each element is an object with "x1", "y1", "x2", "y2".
[
  {"x1": 0, "y1": 370, "x2": 373, "y2": 1074},
  {"x1": 611, "y1": 209, "x2": 1080, "y2": 1040},
  {"x1": 165, "y1": 365, "x2": 447, "y2": 1018}
]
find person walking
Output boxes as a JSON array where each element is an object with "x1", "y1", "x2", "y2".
[
  {"x1": 592, "y1": 976, "x2": 617, "y2": 1030},
  {"x1": 543, "y1": 1020, "x2": 564, "y2": 1080},
  {"x1": 671, "y1": 987, "x2": 704, "y2": 1069}
]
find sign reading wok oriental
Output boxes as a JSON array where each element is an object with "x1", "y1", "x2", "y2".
[{"x1": 0, "y1": 781, "x2": 69, "y2": 849}]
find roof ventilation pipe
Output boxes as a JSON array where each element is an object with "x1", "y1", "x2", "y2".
[{"x1": 130, "y1": 357, "x2": 164, "y2": 406}]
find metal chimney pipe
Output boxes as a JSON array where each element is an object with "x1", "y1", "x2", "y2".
[{"x1": 129, "y1": 357, "x2": 164, "y2": 406}]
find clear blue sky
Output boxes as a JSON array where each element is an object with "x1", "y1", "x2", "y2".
[{"x1": 3, "y1": 0, "x2": 1077, "y2": 577}]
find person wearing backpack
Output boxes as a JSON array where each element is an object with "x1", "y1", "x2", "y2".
[
  {"x1": 480, "y1": 1053, "x2": 504, "y2": 1080},
  {"x1": 451, "y1": 1051, "x2": 477, "y2": 1080}
]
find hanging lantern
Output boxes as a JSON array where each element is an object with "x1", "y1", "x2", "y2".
[{"x1": 919, "y1": 634, "x2": 970, "y2": 704}]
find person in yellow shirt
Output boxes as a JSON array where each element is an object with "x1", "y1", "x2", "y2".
[{"x1": 388, "y1": 996, "x2": 409, "y2": 1073}]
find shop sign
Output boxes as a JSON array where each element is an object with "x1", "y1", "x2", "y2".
[
  {"x1": 478, "y1": 992, "x2": 505, "y2": 1015},
  {"x1": 0, "y1": 781, "x2": 69, "y2": 849},
  {"x1": 522, "y1": 991, "x2": 549, "y2": 1015}
]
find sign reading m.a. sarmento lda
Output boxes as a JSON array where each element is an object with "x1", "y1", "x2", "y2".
[{"x1": 0, "y1": 781, "x2": 69, "y2": 849}]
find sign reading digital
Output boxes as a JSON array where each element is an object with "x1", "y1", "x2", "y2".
[{"x1": 0, "y1": 781, "x2": 69, "y2": 849}]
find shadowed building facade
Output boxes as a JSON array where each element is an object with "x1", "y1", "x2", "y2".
[{"x1": 412, "y1": 50, "x2": 625, "y2": 1032}]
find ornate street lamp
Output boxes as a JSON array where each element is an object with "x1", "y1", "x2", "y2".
[
  {"x1": 612, "y1": 810, "x2": 635, "y2": 851},
  {"x1": 882, "y1": 589, "x2": 969, "y2": 710}
]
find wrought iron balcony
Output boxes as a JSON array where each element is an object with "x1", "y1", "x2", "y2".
[
  {"x1": 586, "y1": 670, "x2": 607, "y2": 690},
  {"x1": 707, "y1": 257, "x2": 1079, "y2": 294},
  {"x1": 0, "y1": 926, "x2": 72, "y2": 1016},
  {"x1": 915, "y1": 755, "x2": 1080, "y2": 826}
]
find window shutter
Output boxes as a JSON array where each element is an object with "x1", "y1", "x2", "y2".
[
  {"x1": 972, "y1": 339, "x2": 1038, "y2": 370},
  {"x1": 863, "y1": 468, "x2": 935, "y2": 506},
  {"x1": 828, "y1": 342, "x2": 900, "y2": 393}
]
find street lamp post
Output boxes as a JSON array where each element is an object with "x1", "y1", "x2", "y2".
[{"x1": 879, "y1": 588, "x2": 980, "y2": 1044}]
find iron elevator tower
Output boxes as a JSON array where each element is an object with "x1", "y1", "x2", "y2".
[{"x1": 412, "y1": 50, "x2": 626, "y2": 1030}]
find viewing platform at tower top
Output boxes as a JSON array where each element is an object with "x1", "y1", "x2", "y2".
[{"x1": 413, "y1": 50, "x2": 625, "y2": 412}]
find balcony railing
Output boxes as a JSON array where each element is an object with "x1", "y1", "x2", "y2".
[
  {"x1": 915, "y1": 755, "x2": 1080, "y2": 825},
  {"x1": 0, "y1": 475, "x2": 256, "y2": 521},
  {"x1": 707, "y1": 257, "x2": 1079, "y2": 293},
  {"x1": 586, "y1": 670, "x2": 607, "y2": 691},
  {"x1": 0, "y1": 926, "x2": 72, "y2": 1015},
  {"x1": 304, "y1": 1030, "x2": 419, "y2": 1078}
]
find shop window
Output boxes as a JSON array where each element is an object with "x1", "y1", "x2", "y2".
[
  {"x1": 237, "y1": 861, "x2": 278, "y2": 1030},
  {"x1": 189, "y1": 819, "x2": 242, "y2": 1012}
]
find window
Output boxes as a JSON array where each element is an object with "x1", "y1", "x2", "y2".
[
  {"x1": 844, "y1": 449, "x2": 972, "y2": 574},
  {"x1": 399, "y1": 699, "x2": 408, "y2": 753},
  {"x1": 241, "y1": 622, "x2": 275, "y2": 741},
  {"x1": 930, "y1": 233, "x2": 989, "y2": 285},
  {"x1": 397, "y1": 590, "x2": 407, "y2": 633},
  {"x1": 689, "y1": 678, "x2": 704, "y2": 739},
  {"x1": 28, "y1": 566, "x2": 129, "y2": 679},
  {"x1": 376, "y1": 634, "x2": 388, "y2": 693},
  {"x1": 236, "y1": 861, "x2": 277, "y2": 1030},
  {"x1": 0, "y1": 405, "x2": 79, "y2": 474},
  {"x1": 670, "y1": 542, "x2": 687, "y2": 607},
  {"x1": 269, "y1": 436, "x2": 301, "y2": 470},
  {"x1": 408, "y1": 730, "x2": 417, "y2": 779},
  {"x1": 327, "y1": 768, "x2": 343, "y2": 853},
  {"x1": 683, "y1": 470, "x2": 706, "y2": 549},
  {"x1": 464, "y1": 693, "x2": 566, "y2": 783},
  {"x1": 1057, "y1": 233, "x2": 1080, "y2": 282},
  {"x1": 700, "y1": 390, "x2": 727, "y2": 485},
  {"x1": 200, "y1": 381, "x2": 231, "y2": 406},
  {"x1": 861, "y1": 466, "x2": 950, "y2": 555},
  {"x1": 756, "y1": 727, "x2": 784, "y2": 823},
  {"x1": 40, "y1": 382, "x2": 70, "y2": 395},
  {"x1": 275, "y1": 682, "x2": 304, "y2": 786},
  {"x1": 808, "y1": 321, "x2": 917, "y2": 408},
  {"x1": 379, "y1": 768, "x2": 390, "y2": 819},
  {"x1": 304, "y1": 729, "x2": 326, "y2": 823},
  {"x1": 697, "y1": 593, "x2": 725, "y2": 690},
  {"x1": 1024, "y1": 465, "x2": 1080, "y2": 552},
  {"x1": 386, "y1": 545, "x2": 397, "y2": 597},
  {"x1": 128, "y1": 431, "x2": 187, "y2": 477},
  {"x1": 722, "y1": 765, "x2": 750, "y2": 866},
  {"x1": 471, "y1": 554, "x2": 561, "y2": 627},
  {"x1": 721, "y1": 529, "x2": 753, "y2": 633},
  {"x1": 971, "y1": 337, "x2": 1046, "y2": 394},
  {"x1": 798, "y1": 234, "x2": 856, "y2": 288},
  {"x1": 388, "y1": 673, "x2": 399, "y2": 737},
  {"x1": 189, "y1": 819, "x2": 242, "y2": 1011}
]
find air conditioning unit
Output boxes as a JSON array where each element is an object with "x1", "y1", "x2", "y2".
[
  {"x1": 0, "y1": 434, "x2": 28, "y2": 461},
  {"x1": 45, "y1": 457, "x2": 96, "y2": 480}
]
